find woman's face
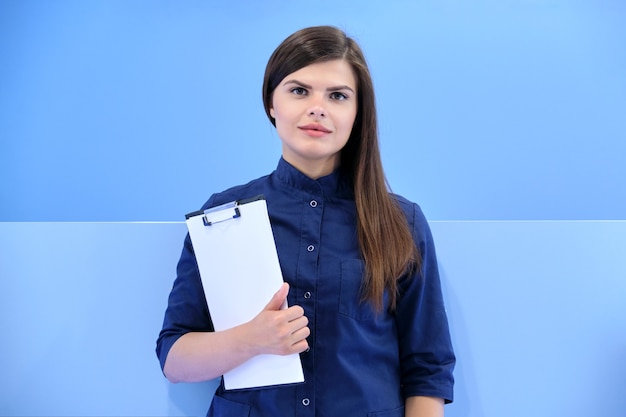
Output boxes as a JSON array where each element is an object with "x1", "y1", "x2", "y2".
[{"x1": 270, "y1": 59, "x2": 358, "y2": 179}]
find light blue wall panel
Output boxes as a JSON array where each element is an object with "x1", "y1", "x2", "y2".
[
  {"x1": 431, "y1": 220, "x2": 626, "y2": 416},
  {"x1": 0, "y1": 223, "x2": 206, "y2": 416},
  {"x1": 1, "y1": 221, "x2": 624, "y2": 416}
]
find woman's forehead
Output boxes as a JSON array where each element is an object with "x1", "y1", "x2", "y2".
[{"x1": 280, "y1": 60, "x2": 357, "y2": 88}]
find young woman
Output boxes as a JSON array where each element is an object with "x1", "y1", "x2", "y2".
[{"x1": 157, "y1": 25, "x2": 455, "y2": 417}]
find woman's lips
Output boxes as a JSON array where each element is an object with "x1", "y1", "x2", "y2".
[{"x1": 299, "y1": 124, "x2": 332, "y2": 137}]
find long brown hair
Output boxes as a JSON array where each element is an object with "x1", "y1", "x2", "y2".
[{"x1": 262, "y1": 26, "x2": 420, "y2": 311}]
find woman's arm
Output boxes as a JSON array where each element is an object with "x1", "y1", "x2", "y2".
[
  {"x1": 405, "y1": 396, "x2": 444, "y2": 417},
  {"x1": 394, "y1": 203, "x2": 455, "y2": 405},
  {"x1": 163, "y1": 283, "x2": 309, "y2": 383}
]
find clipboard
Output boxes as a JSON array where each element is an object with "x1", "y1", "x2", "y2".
[{"x1": 185, "y1": 195, "x2": 304, "y2": 390}]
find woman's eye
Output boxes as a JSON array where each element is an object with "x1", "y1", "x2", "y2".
[
  {"x1": 290, "y1": 87, "x2": 307, "y2": 96},
  {"x1": 330, "y1": 92, "x2": 348, "y2": 101}
]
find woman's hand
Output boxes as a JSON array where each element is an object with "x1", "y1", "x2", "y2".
[
  {"x1": 164, "y1": 282, "x2": 309, "y2": 383},
  {"x1": 245, "y1": 283, "x2": 310, "y2": 356}
]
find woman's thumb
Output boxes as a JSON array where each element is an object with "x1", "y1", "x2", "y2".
[{"x1": 263, "y1": 282, "x2": 289, "y2": 311}]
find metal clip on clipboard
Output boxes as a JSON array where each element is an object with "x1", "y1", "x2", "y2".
[
  {"x1": 202, "y1": 205, "x2": 241, "y2": 226},
  {"x1": 185, "y1": 195, "x2": 264, "y2": 227}
]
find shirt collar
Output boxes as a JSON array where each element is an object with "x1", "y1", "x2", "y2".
[{"x1": 273, "y1": 157, "x2": 353, "y2": 199}]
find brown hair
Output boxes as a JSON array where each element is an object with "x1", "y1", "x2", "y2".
[{"x1": 262, "y1": 26, "x2": 420, "y2": 311}]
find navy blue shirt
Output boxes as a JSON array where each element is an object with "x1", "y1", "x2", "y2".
[{"x1": 157, "y1": 158, "x2": 455, "y2": 417}]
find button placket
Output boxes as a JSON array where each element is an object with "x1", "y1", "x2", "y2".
[
  {"x1": 296, "y1": 194, "x2": 320, "y2": 416},
  {"x1": 306, "y1": 198, "x2": 319, "y2": 254}
]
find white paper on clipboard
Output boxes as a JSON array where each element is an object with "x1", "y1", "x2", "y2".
[{"x1": 185, "y1": 195, "x2": 304, "y2": 390}]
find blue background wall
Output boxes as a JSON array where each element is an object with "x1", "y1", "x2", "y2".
[{"x1": 1, "y1": 1, "x2": 625, "y2": 416}]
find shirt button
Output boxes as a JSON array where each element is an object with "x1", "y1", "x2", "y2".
[
  {"x1": 304, "y1": 291, "x2": 311, "y2": 299},
  {"x1": 307, "y1": 245, "x2": 315, "y2": 252},
  {"x1": 309, "y1": 200, "x2": 318, "y2": 208},
  {"x1": 302, "y1": 398, "x2": 310, "y2": 406}
]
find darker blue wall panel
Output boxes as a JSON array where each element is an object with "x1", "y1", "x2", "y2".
[{"x1": 1, "y1": 1, "x2": 625, "y2": 221}]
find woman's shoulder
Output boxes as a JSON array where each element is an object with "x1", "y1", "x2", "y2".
[
  {"x1": 391, "y1": 193, "x2": 427, "y2": 221},
  {"x1": 199, "y1": 174, "x2": 272, "y2": 210},
  {"x1": 390, "y1": 193, "x2": 432, "y2": 241}
]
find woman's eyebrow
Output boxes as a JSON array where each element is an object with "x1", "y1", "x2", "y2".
[
  {"x1": 283, "y1": 79, "x2": 355, "y2": 94},
  {"x1": 283, "y1": 79, "x2": 311, "y2": 88},
  {"x1": 327, "y1": 85, "x2": 355, "y2": 94}
]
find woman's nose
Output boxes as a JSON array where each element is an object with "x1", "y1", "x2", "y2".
[
  {"x1": 306, "y1": 91, "x2": 328, "y2": 118},
  {"x1": 308, "y1": 105, "x2": 326, "y2": 118}
]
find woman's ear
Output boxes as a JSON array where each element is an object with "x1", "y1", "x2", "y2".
[{"x1": 269, "y1": 107, "x2": 275, "y2": 118}]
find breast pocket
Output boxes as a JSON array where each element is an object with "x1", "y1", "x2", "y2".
[{"x1": 338, "y1": 259, "x2": 379, "y2": 321}]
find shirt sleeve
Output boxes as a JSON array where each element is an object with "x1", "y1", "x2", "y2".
[
  {"x1": 155, "y1": 211, "x2": 215, "y2": 372},
  {"x1": 395, "y1": 202, "x2": 456, "y2": 403}
]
